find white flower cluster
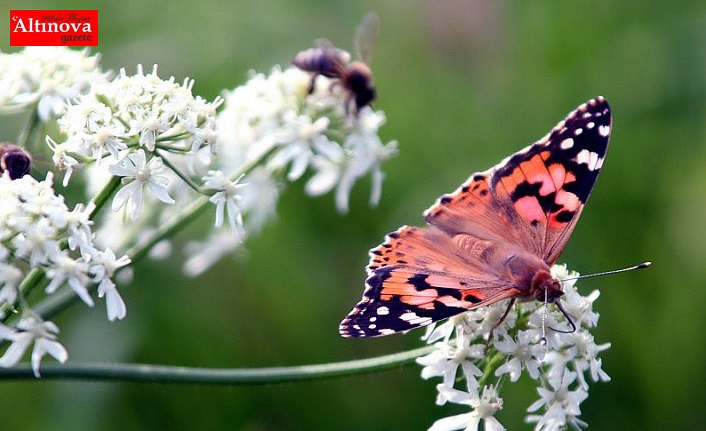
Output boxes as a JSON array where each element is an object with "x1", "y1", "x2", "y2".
[
  {"x1": 0, "y1": 29, "x2": 401, "y2": 376},
  {"x1": 0, "y1": 172, "x2": 130, "y2": 375},
  {"x1": 417, "y1": 265, "x2": 610, "y2": 431},
  {"x1": 216, "y1": 65, "x2": 398, "y2": 213},
  {"x1": 0, "y1": 47, "x2": 107, "y2": 120},
  {"x1": 181, "y1": 63, "x2": 397, "y2": 275},
  {"x1": 47, "y1": 64, "x2": 223, "y2": 220}
]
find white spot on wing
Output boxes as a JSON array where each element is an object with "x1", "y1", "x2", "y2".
[
  {"x1": 560, "y1": 138, "x2": 574, "y2": 150},
  {"x1": 378, "y1": 329, "x2": 395, "y2": 335},
  {"x1": 587, "y1": 121, "x2": 595, "y2": 129},
  {"x1": 399, "y1": 311, "x2": 433, "y2": 326},
  {"x1": 575, "y1": 149, "x2": 601, "y2": 171},
  {"x1": 574, "y1": 128, "x2": 583, "y2": 136},
  {"x1": 377, "y1": 306, "x2": 389, "y2": 315},
  {"x1": 598, "y1": 125, "x2": 610, "y2": 137},
  {"x1": 595, "y1": 157, "x2": 604, "y2": 170},
  {"x1": 368, "y1": 324, "x2": 376, "y2": 329},
  {"x1": 370, "y1": 317, "x2": 377, "y2": 322}
]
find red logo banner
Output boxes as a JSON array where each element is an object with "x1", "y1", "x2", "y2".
[{"x1": 10, "y1": 10, "x2": 98, "y2": 46}]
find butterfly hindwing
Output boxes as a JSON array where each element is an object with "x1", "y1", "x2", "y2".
[{"x1": 339, "y1": 226, "x2": 521, "y2": 338}]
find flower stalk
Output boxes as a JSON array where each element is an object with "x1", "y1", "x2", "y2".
[{"x1": 0, "y1": 345, "x2": 434, "y2": 384}]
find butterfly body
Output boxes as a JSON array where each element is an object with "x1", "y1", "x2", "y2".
[{"x1": 340, "y1": 97, "x2": 611, "y2": 338}]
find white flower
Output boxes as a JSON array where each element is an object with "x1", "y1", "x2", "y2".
[
  {"x1": 91, "y1": 248, "x2": 130, "y2": 321},
  {"x1": 45, "y1": 135, "x2": 81, "y2": 186},
  {"x1": 216, "y1": 65, "x2": 396, "y2": 213},
  {"x1": 494, "y1": 330, "x2": 545, "y2": 382},
  {"x1": 472, "y1": 300, "x2": 518, "y2": 338},
  {"x1": 527, "y1": 369, "x2": 588, "y2": 431},
  {"x1": 50, "y1": 64, "x2": 221, "y2": 184},
  {"x1": 0, "y1": 172, "x2": 127, "y2": 312},
  {"x1": 418, "y1": 328, "x2": 484, "y2": 398},
  {"x1": 97, "y1": 278, "x2": 127, "y2": 321},
  {"x1": 44, "y1": 253, "x2": 93, "y2": 306},
  {"x1": 110, "y1": 150, "x2": 175, "y2": 220},
  {"x1": 421, "y1": 264, "x2": 610, "y2": 430},
  {"x1": 238, "y1": 167, "x2": 280, "y2": 233},
  {"x1": 216, "y1": 66, "x2": 311, "y2": 169},
  {"x1": 11, "y1": 217, "x2": 60, "y2": 267},
  {"x1": 429, "y1": 385, "x2": 505, "y2": 431},
  {"x1": 90, "y1": 247, "x2": 131, "y2": 280},
  {"x1": 203, "y1": 170, "x2": 247, "y2": 235},
  {"x1": 0, "y1": 47, "x2": 107, "y2": 120},
  {"x1": 0, "y1": 263, "x2": 22, "y2": 306},
  {"x1": 560, "y1": 331, "x2": 611, "y2": 388},
  {"x1": 0, "y1": 316, "x2": 68, "y2": 377},
  {"x1": 270, "y1": 114, "x2": 330, "y2": 180}
]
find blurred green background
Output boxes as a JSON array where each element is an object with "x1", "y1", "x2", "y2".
[{"x1": 1, "y1": 0, "x2": 704, "y2": 429}]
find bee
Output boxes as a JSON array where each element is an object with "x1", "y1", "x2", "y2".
[
  {"x1": 293, "y1": 13, "x2": 379, "y2": 115},
  {"x1": 0, "y1": 143, "x2": 32, "y2": 180}
]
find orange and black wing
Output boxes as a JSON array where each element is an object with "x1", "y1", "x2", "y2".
[
  {"x1": 339, "y1": 226, "x2": 520, "y2": 338},
  {"x1": 425, "y1": 97, "x2": 611, "y2": 264},
  {"x1": 340, "y1": 98, "x2": 611, "y2": 337}
]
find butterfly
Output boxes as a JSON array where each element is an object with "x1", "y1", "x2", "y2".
[{"x1": 339, "y1": 97, "x2": 611, "y2": 338}]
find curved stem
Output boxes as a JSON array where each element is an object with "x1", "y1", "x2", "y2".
[
  {"x1": 88, "y1": 175, "x2": 123, "y2": 218},
  {"x1": 478, "y1": 351, "x2": 505, "y2": 388},
  {"x1": 157, "y1": 150, "x2": 208, "y2": 195},
  {"x1": 127, "y1": 191, "x2": 211, "y2": 262},
  {"x1": 0, "y1": 345, "x2": 434, "y2": 385}
]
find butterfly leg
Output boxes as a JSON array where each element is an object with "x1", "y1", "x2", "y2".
[
  {"x1": 548, "y1": 299, "x2": 577, "y2": 334},
  {"x1": 485, "y1": 298, "x2": 516, "y2": 352}
]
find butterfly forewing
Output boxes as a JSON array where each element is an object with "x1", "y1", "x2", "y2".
[
  {"x1": 340, "y1": 97, "x2": 612, "y2": 338},
  {"x1": 425, "y1": 97, "x2": 611, "y2": 263},
  {"x1": 490, "y1": 97, "x2": 611, "y2": 263}
]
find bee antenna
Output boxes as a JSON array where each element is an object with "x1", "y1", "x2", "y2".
[{"x1": 561, "y1": 261, "x2": 651, "y2": 282}]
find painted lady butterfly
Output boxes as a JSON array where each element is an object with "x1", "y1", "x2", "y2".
[{"x1": 340, "y1": 97, "x2": 611, "y2": 338}]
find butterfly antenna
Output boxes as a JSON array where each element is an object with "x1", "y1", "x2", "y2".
[{"x1": 561, "y1": 261, "x2": 651, "y2": 282}]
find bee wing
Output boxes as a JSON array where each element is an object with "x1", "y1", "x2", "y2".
[
  {"x1": 354, "y1": 12, "x2": 379, "y2": 65},
  {"x1": 314, "y1": 38, "x2": 335, "y2": 49}
]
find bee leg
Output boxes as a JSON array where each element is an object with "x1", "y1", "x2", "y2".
[{"x1": 307, "y1": 74, "x2": 318, "y2": 95}]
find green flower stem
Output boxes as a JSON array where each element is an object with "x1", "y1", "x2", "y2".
[
  {"x1": 127, "y1": 191, "x2": 211, "y2": 262},
  {"x1": 18, "y1": 109, "x2": 40, "y2": 149},
  {"x1": 157, "y1": 150, "x2": 207, "y2": 195},
  {"x1": 35, "y1": 151, "x2": 274, "y2": 320},
  {"x1": 0, "y1": 345, "x2": 434, "y2": 384},
  {"x1": 476, "y1": 312, "x2": 532, "y2": 388},
  {"x1": 125, "y1": 149, "x2": 273, "y2": 263},
  {"x1": 477, "y1": 351, "x2": 506, "y2": 388},
  {"x1": 88, "y1": 175, "x2": 123, "y2": 218}
]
